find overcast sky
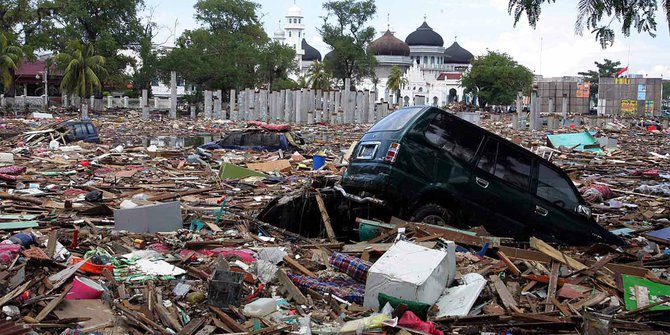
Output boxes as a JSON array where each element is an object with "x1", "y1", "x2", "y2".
[{"x1": 143, "y1": 0, "x2": 670, "y2": 78}]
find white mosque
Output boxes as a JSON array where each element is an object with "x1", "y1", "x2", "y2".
[{"x1": 272, "y1": 3, "x2": 475, "y2": 106}]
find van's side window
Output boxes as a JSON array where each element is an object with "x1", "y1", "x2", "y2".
[
  {"x1": 86, "y1": 124, "x2": 95, "y2": 134},
  {"x1": 494, "y1": 143, "x2": 531, "y2": 191},
  {"x1": 476, "y1": 139, "x2": 531, "y2": 190},
  {"x1": 537, "y1": 163, "x2": 579, "y2": 210},
  {"x1": 424, "y1": 113, "x2": 483, "y2": 162}
]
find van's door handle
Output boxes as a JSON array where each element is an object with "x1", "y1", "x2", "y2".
[
  {"x1": 475, "y1": 177, "x2": 489, "y2": 189},
  {"x1": 535, "y1": 205, "x2": 549, "y2": 217}
]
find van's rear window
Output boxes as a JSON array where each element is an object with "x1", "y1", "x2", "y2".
[{"x1": 368, "y1": 107, "x2": 423, "y2": 132}]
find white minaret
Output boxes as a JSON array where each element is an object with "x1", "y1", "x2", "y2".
[
  {"x1": 285, "y1": 1, "x2": 305, "y2": 67},
  {"x1": 273, "y1": 20, "x2": 286, "y2": 43}
]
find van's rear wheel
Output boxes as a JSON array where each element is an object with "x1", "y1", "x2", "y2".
[{"x1": 410, "y1": 203, "x2": 454, "y2": 226}]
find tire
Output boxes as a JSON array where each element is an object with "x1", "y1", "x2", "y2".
[{"x1": 410, "y1": 203, "x2": 455, "y2": 226}]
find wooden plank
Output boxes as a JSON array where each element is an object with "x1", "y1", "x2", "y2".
[
  {"x1": 529, "y1": 237, "x2": 587, "y2": 271},
  {"x1": 545, "y1": 261, "x2": 560, "y2": 313},
  {"x1": 489, "y1": 275, "x2": 522, "y2": 313},
  {"x1": 282, "y1": 255, "x2": 316, "y2": 278},
  {"x1": 147, "y1": 187, "x2": 213, "y2": 202},
  {"x1": 275, "y1": 269, "x2": 307, "y2": 304},
  {"x1": 178, "y1": 317, "x2": 206, "y2": 335},
  {"x1": 246, "y1": 160, "x2": 291, "y2": 173},
  {"x1": 45, "y1": 229, "x2": 58, "y2": 259},
  {"x1": 209, "y1": 307, "x2": 247, "y2": 333},
  {"x1": 34, "y1": 284, "x2": 73, "y2": 322},
  {"x1": 497, "y1": 251, "x2": 521, "y2": 276},
  {"x1": 315, "y1": 191, "x2": 337, "y2": 243},
  {"x1": 498, "y1": 246, "x2": 552, "y2": 263}
]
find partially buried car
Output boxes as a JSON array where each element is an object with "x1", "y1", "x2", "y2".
[{"x1": 342, "y1": 106, "x2": 623, "y2": 246}]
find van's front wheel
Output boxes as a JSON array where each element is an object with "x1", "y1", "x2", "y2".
[{"x1": 410, "y1": 203, "x2": 454, "y2": 226}]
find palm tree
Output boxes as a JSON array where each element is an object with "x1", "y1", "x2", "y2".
[
  {"x1": 386, "y1": 65, "x2": 407, "y2": 105},
  {"x1": 55, "y1": 41, "x2": 107, "y2": 105},
  {"x1": 0, "y1": 32, "x2": 23, "y2": 91},
  {"x1": 306, "y1": 61, "x2": 331, "y2": 90}
]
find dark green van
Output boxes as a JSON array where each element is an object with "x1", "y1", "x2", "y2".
[{"x1": 342, "y1": 106, "x2": 623, "y2": 246}]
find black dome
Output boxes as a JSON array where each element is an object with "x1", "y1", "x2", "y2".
[
  {"x1": 405, "y1": 22, "x2": 444, "y2": 47},
  {"x1": 301, "y1": 39, "x2": 322, "y2": 61},
  {"x1": 368, "y1": 30, "x2": 410, "y2": 56},
  {"x1": 444, "y1": 42, "x2": 473, "y2": 64}
]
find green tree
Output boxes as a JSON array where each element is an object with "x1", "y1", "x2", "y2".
[
  {"x1": 319, "y1": 0, "x2": 377, "y2": 87},
  {"x1": 508, "y1": 0, "x2": 670, "y2": 48},
  {"x1": 0, "y1": 0, "x2": 57, "y2": 53},
  {"x1": 0, "y1": 32, "x2": 24, "y2": 92},
  {"x1": 55, "y1": 41, "x2": 107, "y2": 102},
  {"x1": 460, "y1": 51, "x2": 533, "y2": 107},
  {"x1": 306, "y1": 61, "x2": 332, "y2": 90},
  {"x1": 131, "y1": 11, "x2": 161, "y2": 95},
  {"x1": 386, "y1": 65, "x2": 407, "y2": 105},
  {"x1": 257, "y1": 41, "x2": 297, "y2": 91},
  {"x1": 663, "y1": 80, "x2": 670, "y2": 100},
  {"x1": 577, "y1": 59, "x2": 623, "y2": 105}
]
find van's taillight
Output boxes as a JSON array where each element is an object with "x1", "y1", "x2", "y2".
[{"x1": 385, "y1": 142, "x2": 400, "y2": 162}]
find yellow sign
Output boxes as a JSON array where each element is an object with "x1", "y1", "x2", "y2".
[
  {"x1": 576, "y1": 82, "x2": 591, "y2": 98},
  {"x1": 620, "y1": 99, "x2": 637, "y2": 115},
  {"x1": 615, "y1": 78, "x2": 631, "y2": 85}
]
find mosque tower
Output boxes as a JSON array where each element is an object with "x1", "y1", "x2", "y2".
[{"x1": 284, "y1": 1, "x2": 305, "y2": 68}]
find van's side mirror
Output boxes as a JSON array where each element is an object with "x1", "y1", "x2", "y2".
[{"x1": 575, "y1": 204, "x2": 592, "y2": 218}]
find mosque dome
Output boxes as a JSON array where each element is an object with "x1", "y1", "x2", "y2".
[
  {"x1": 273, "y1": 23, "x2": 285, "y2": 39},
  {"x1": 368, "y1": 30, "x2": 410, "y2": 56},
  {"x1": 287, "y1": 4, "x2": 302, "y2": 17},
  {"x1": 444, "y1": 42, "x2": 474, "y2": 64},
  {"x1": 405, "y1": 21, "x2": 444, "y2": 47},
  {"x1": 301, "y1": 39, "x2": 322, "y2": 61}
]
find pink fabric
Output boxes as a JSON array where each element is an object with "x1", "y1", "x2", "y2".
[
  {"x1": 0, "y1": 244, "x2": 22, "y2": 264},
  {"x1": 246, "y1": 120, "x2": 291, "y2": 132},
  {"x1": 398, "y1": 311, "x2": 443, "y2": 335}
]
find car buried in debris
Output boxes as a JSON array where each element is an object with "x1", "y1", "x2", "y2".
[{"x1": 340, "y1": 106, "x2": 623, "y2": 246}]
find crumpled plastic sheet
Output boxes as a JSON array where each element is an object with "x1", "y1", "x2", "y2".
[{"x1": 398, "y1": 311, "x2": 443, "y2": 335}]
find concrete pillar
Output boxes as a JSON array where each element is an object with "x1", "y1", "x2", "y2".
[
  {"x1": 662, "y1": 119, "x2": 669, "y2": 129},
  {"x1": 512, "y1": 114, "x2": 519, "y2": 130},
  {"x1": 515, "y1": 92, "x2": 523, "y2": 130},
  {"x1": 141, "y1": 89, "x2": 149, "y2": 120},
  {"x1": 278, "y1": 90, "x2": 286, "y2": 123},
  {"x1": 354, "y1": 91, "x2": 364, "y2": 123},
  {"x1": 283, "y1": 90, "x2": 292, "y2": 122},
  {"x1": 62, "y1": 94, "x2": 68, "y2": 108},
  {"x1": 169, "y1": 71, "x2": 177, "y2": 119},
  {"x1": 295, "y1": 90, "x2": 303, "y2": 123},
  {"x1": 548, "y1": 97, "x2": 554, "y2": 114},
  {"x1": 257, "y1": 90, "x2": 266, "y2": 122},
  {"x1": 0, "y1": 94, "x2": 4, "y2": 109},
  {"x1": 214, "y1": 92, "x2": 222, "y2": 119},
  {"x1": 123, "y1": 96, "x2": 129, "y2": 108},
  {"x1": 250, "y1": 91, "x2": 259, "y2": 120},
  {"x1": 367, "y1": 90, "x2": 375, "y2": 123},
  {"x1": 107, "y1": 95, "x2": 112, "y2": 109},
  {"x1": 314, "y1": 90, "x2": 322, "y2": 123},
  {"x1": 190, "y1": 105, "x2": 196, "y2": 119},
  {"x1": 154, "y1": 97, "x2": 159, "y2": 109},
  {"x1": 547, "y1": 114, "x2": 555, "y2": 130},
  {"x1": 89, "y1": 96, "x2": 95, "y2": 111},
  {"x1": 561, "y1": 94, "x2": 568, "y2": 119},
  {"x1": 334, "y1": 91, "x2": 341, "y2": 124},
  {"x1": 234, "y1": 91, "x2": 243, "y2": 121},
  {"x1": 81, "y1": 103, "x2": 89, "y2": 119},
  {"x1": 229, "y1": 89, "x2": 236, "y2": 120},
  {"x1": 204, "y1": 90, "x2": 213, "y2": 119},
  {"x1": 379, "y1": 103, "x2": 389, "y2": 120},
  {"x1": 245, "y1": 88, "x2": 253, "y2": 121}
]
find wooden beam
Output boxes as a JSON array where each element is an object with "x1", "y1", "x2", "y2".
[
  {"x1": 34, "y1": 284, "x2": 73, "y2": 322},
  {"x1": 315, "y1": 191, "x2": 337, "y2": 243},
  {"x1": 209, "y1": 307, "x2": 247, "y2": 333},
  {"x1": 489, "y1": 275, "x2": 522, "y2": 314},
  {"x1": 497, "y1": 251, "x2": 521, "y2": 276},
  {"x1": 530, "y1": 237, "x2": 587, "y2": 271},
  {"x1": 545, "y1": 261, "x2": 560, "y2": 313},
  {"x1": 282, "y1": 255, "x2": 316, "y2": 277}
]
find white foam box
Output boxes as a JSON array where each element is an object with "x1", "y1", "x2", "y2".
[{"x1": 363, "y1": 240, "x2": 456, "y2": 310}]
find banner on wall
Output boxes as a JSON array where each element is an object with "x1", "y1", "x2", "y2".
[
  {"x1": 576, "y1": 81, "x2": 591, "y2": 98},
  {"x1": 620, "y1": 100, "x2": 637, "y2": 114},
  {"x1": 637, "y1": 84, "x2": 646, "y2": 100}
]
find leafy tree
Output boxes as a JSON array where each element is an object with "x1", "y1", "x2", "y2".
[
  {"x1": 55, "y1": 41, "x2": 107, "y2": 102},
  {"x1": 47, "y1": 0, "x2": 145, "y2": 89},
  {"x1": 386, "y1": 65, "x2": 407, "y2": 105},
  {"x1": 577, "y1": 59, "x2": 623, "y2": 105},
  {"x1": 0, "y1": 0, "x2": 56, "y2": 53},
  {"x1": 508, "y1": 0, "x2": 670, "y2": 48},
  {"x1": 460, "y1": 51, "x2": 533, "y2": 107},
  {"x1": 131, "y1": 10, "x2": 161, "y2": 95},
  {"x1": 319, "y1": 0, "x2": 377, "y2": 87},
  {"x1": 158, "y1": 0, "x2": 295, "y2": 95},
  {"x1": 0, "y1": 32, "x2": 24, "y2": 92},
  {"x1": 306, "y1": 61, "x2": 332, "y2": 90},
  {"x1": 663, "y1": 80, "x2": 670, "y2": 100},
  {"x1": 257, "y1": 41, "x2": 297, "y2": 91}
]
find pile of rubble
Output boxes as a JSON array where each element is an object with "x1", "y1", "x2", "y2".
[{"x1": 0, "y1": 110, "x2": 668, "y2": 335}]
